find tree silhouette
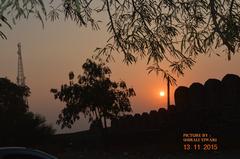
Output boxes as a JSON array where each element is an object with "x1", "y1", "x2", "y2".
[
  {"x1": 0, "y1": 78, "x2": 29, "y2": 114},
  {"x1": 49, "y1": 0, "x2": 240, "y2": 77},
  {"x1": 51, "y1": 59, "x2": 136, "y2": 129},
  {"x1": 0, "y1": 0, "x2": 46, "y2": 39},
  {"x1": 3, "y1": 0, "x2": 240, "y2": 77},
  {"x1": 0, "y1": 78, "x2": 55, "y2": 146}
]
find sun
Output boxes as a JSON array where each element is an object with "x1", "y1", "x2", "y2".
[{"x1": 159, "y1": 91, "x2": 165, "y2": 97}]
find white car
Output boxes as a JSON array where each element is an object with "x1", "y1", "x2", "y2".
[{"x1": 0, "y1": 147, "x2": 58, "y2": 159}]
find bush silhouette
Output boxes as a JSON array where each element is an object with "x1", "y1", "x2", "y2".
[{"x1": 0, "y1": 78, "x2": 55, "y2": 146}]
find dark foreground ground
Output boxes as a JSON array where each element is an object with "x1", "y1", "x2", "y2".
[
  {"x1": 44, "y1": 129, "x2": 240, "y2": 159},
  {"x1": 58, "y1": 150, "x2": 240, "y2": 159}
]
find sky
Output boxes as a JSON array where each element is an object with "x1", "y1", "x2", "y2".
[{"x1": 1, "y1": 12, "x2": 240, "y2": 134}]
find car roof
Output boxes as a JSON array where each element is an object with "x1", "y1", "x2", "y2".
[{"x1": 0, "y1": 147, "x2": 58, "y2": 159}]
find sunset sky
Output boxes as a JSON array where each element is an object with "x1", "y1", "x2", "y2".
[{"x1": 1, "y1": 15, "x2": 240, "y2": 133}]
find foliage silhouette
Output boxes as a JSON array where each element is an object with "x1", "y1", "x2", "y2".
[
  {"x1": 0, "y1": 0, "x2": 46, "y2": 39},
  {"x1": 49, "y1": 0, "x2": 240, "y2": 78},
  {"x1": 0, "y1": 77, "x2": 29, "y2": 114},
  {"x1": 51, "y1": 59, "x2": 136, "y2": 129},
  {"x1": 0, "y1": 78, "x2": 55, "y2": 146},
  {"x1": 2, "y1": 0, "x2": 240, "y2": 79}
]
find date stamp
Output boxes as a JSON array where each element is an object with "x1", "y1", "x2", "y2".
[{"x1": 182, "y1": 133, "x2": 219, "y2": 151}]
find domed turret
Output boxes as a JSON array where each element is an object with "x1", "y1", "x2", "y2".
[
  {"x1": 221, "y1": 74, "x2": 240, "y2": 107},
  {"x1": 174, "y1": 86, "x2": 189, "y2": 111},
  {"x1": 189, "y1": 82, "x2": 206, "y2": 110},
  {"x1": 204, "y1": 79, "x2": 222, "y2": 108}
]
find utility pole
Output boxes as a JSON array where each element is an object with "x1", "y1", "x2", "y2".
[
  {"x1": 167, "y1": 76, "x2": 170, "y2": 107},
  {"x1": 17, "y1": 42, "x2": 26, "y2": 86}
]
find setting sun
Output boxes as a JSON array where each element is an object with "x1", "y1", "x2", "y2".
[{"x1": 159, "y1": 91, "x2": 165, "y2": 97}]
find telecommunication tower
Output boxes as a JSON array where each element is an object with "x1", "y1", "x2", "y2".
[{"x1": 16, "y1": 42, "x2": 26, "y2": 86}]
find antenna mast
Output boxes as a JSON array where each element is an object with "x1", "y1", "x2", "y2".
[{"x1": 17, "y1": 42, "x2": 26, "y2": 86}]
